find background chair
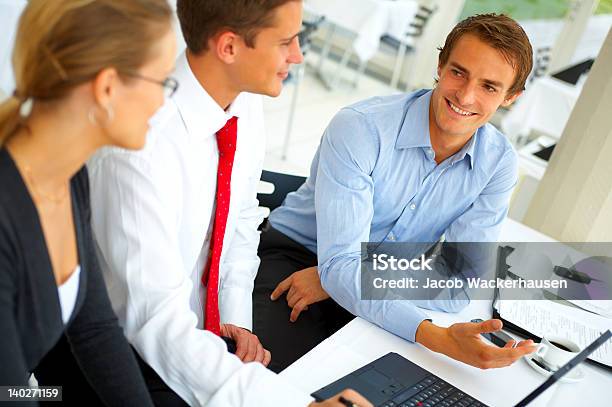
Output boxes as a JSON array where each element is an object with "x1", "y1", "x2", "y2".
[
  {"x1": 328, "y1": 2, "x2": 437, "y2": 90},
  {"x1": 377, "y1": 3, "x2": 437, "y2": 89},
  {"x1": 257, "y1": 170, "x2": 307, "y2": 214}
]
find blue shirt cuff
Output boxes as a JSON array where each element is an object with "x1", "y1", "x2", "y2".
[{"x1": 383, "y1": 301, "x2": 430, "y2": 342}]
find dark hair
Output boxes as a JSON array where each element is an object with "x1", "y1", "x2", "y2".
[
  {"x1": 0, "y1": 0, "x2": 172, "y2": 144},
  {"x1": 438, "y1": 13, "x2": 533, "y2": 96},
  {"x1": 177, "y1": 0, "x2": 300, "y2": 54}
]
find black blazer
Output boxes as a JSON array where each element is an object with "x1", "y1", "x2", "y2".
[{"x1": 0, "y1": 149, "x2": 152, "y2": 406}]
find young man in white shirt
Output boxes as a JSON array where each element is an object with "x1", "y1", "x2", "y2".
[{"x1": 79, "y1": 1, "x2": 369, "y2": 406}]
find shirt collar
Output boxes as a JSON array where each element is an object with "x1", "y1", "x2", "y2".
[
  {"x1": 396, "y1": 89, "x2": 433, "y2": 150},
  {"x1": 396, "y1": 89, "x2": 475, "y2": 169},
  {"x1": 172, "y1": 51, "x2": 248, "y2": 138},
  {"x1": 451, "y1": 130, "x2": 476, "y2": 169}
]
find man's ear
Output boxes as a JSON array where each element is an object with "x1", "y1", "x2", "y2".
[
  {"x1": 501, "y1": 90, "x2": 522, "y2": 107},
  {"x1": 213, "y1": 30, "x2": 241, "y2": 64}
]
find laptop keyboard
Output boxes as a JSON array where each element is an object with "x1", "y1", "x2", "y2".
[{"x1": 379, "y1": 375, "x2": 487, "y2": 407}]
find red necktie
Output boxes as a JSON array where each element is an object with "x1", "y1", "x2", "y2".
[{"x1": 202, "y1": 116, "x2": 238, "y2": 336}]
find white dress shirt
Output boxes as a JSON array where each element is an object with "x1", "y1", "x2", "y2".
[{"x1": 88, "y1": 52, "x2": 313, "y2": 406}]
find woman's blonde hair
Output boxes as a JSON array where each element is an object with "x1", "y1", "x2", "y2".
[{"x1": 0, "y1": 0, "x2": 172, "y2": 145}]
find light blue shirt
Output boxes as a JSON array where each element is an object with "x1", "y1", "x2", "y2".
[{"x1": 269, "y1": 89, "x2": 518, "y2": 342}]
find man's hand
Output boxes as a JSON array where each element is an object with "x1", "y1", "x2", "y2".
[
  {"x1": 270, "y1": 266, "x2": 330, "y2": 322},
  {"x1": 309, "y1": 389, "x2": 372, "y2": 407},
  {"x1": 416, "y1": 319, "x2": 537, "y2": 369},
  {"x1": 219, "y1": 324, "x2": 271, "y2": 366}
]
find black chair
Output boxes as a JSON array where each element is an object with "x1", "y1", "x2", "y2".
[{"x1": 257, "y1": 170, "x2": 307, "y2": 213}]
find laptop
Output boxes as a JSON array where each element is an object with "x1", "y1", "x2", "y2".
[{"x1": 312, "y1": 330, "x2": 611, "y2": 407}]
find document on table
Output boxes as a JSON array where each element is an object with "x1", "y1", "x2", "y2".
[
  {"x1": 496, "y1": 300, "x2": 612, "y2": 367},
  {"x1": 567, "y1": 300, "x2": 612, "y2": 318}
]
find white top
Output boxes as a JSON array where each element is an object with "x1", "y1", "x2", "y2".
[
  {"x1": 87, "y1": 52, "x2": 313, "y2": 406},
  {"x1": 57, "y1": 266, "x2": 81, "y2": 325}
]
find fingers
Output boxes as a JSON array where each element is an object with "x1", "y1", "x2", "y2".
[
  {"x1": 449, "y1": 319, "x2": 501, "y2": 338},
  {"x1": 262, "y1": 349, "x2": 271, "y2": 367},
  {"x1": 479, "y1": 342, "x2": 538, "y2": 369},
  {"x1": 286, "y1": 285, "x2": 298, "y2": 307},
  {"x1": 504, "y1": 339, "x2": 534, "y2": 349},
  {"x1": 336, "y1": 389, "x2": 373, "y2": 407},
  {"x1": 503, "y1": 340, "x2": 516, "y2": 349},
  {"x1": 473, "y1": 319, "x2": 503, "y2": 335},
  {"x1": 271, "y1": 276, "x2": 292, "y2": 301},
  {"x1": 508, "y1": 343, "x2": 538, "y2": 359},
  {"x1": 234, "y1": 331, "x2": 248, "y2": 360},
  {"x1": 223, "y1": 325, "x2": 270, "y2": 365},
  {"x1": 502, "y1": 339, "x2": 536, "y2": 357},
  {"x1": 516, "y1": 339, "x2": 535, "y2": 348},
  {"x1": 253, "y1": 342, "x2": 265, "y2": 364},
  {"x1": 290, "y1": 299, "x2": 308, "y2": 322},
  {"x1": 243, "y1": 335, "x2": 258, "y2": 362}
]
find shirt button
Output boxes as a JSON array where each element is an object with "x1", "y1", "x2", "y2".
[{"x1": 410, "y1": 203, "x2": 416, "y2": 210}]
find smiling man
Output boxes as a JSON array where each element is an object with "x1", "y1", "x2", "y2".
[{"x1": 253, "y1": 14, "x2": 539, "y2": 372}]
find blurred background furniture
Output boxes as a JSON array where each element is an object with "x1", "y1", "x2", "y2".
[
  {"x1": 501, "y1": 76, "x2": 584, "y2": 147},
  {"x1": 304, "y1": 0, "x2": 421, "y2": 89},
  {"x1": 257, "y1": 170, "x2": 306, "y2": 228},
  {"x1": 361, "y1": 2, "x2": 437, "y2": 89}
]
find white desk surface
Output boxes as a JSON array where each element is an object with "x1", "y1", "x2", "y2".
[{"x1": 280, "y1": 220, "x2": 611, "y2": 406}]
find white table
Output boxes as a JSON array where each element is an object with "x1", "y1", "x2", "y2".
[{"x1": 280, "y1": 220, "x2": 611, "y2": 406}]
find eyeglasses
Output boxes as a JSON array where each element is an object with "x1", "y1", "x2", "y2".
[{"x1": 123, "y1": 72, "x2": 179, "y2": 98}]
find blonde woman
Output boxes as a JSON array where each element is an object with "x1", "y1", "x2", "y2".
[{"x1": 0, "y1": 0, "x2": 176, "y2": 404}]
